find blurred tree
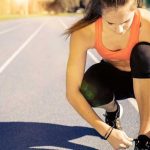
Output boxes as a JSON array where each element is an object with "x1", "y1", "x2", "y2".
[
  {"x1": 60, "y1": 0, "x2": 80, "y2": 12},
  {"x1": 44, "y1": 0, "x2": 90, "y2": 13},
  {"x1": 44, "y1": 0, "x2": 64, "y2": 14},
  {"x1": 0, "y1": 0, "x2": 11, "y2": 15},
  {"x1": 144, "y1": 0, "x2": 150, "y2": 8},
  {"x1": 0, "y1": 0, "x2": 90, "y2": 16}
]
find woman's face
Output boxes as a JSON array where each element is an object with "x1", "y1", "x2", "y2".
[{"x1": 102, "y1": 0, "x2": 137, "y2": 34}]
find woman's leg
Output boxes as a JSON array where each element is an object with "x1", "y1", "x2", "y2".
[
  {"x1": 80, "y1": 61, "x2": 114, "y2": 108},
  {"x1": 80, "y1": 61, "x2": 121, "y2": 129},
  {"x1": 133, "y1": 79, "x2": 150, "y2": 136},
  {"x1": 130, "y1": 42, "x2": 150, "y2": 137},
  {"x1": 80, "y1": 60, "x2": 133, "y2": 129},
  {"x1": 130, "y1": 42, "x2": 150, "y2": 149},
  {"x1": 100, "y1": 97, "x2": 117, "y2": 112}
]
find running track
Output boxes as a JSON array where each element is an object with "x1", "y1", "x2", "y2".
[{"x1": 0, "y1": 16, "x2": 139, "y2": 150}]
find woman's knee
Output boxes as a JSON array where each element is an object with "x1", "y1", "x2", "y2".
[
  {"x1": 130, "y1": 42, "x2": 150, "y2": 78},
  {"x1": 79, "y1": 79, "x2": 113, "y2": 107}
]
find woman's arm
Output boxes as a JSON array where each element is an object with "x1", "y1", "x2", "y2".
[
  {"x1": 66, "y1": 30, "x2": 110, "y2": 137},
  {"x1": 67, "y1": 89, "x2": 111, "y2": 137}
]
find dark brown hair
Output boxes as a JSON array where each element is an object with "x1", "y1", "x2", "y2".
[{"x1": 64, "y1": 0, "x2": 143, "y2": 38}]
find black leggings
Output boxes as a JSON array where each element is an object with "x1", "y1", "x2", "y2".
[{"x1": 80, "y1": 42, "x2": 150, "y2": 107}]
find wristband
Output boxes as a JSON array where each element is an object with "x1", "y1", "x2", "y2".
[{"x1": 104, "y1": 127, "x2": 113, "y2": 140}]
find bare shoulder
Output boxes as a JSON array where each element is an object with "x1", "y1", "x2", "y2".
[
  {"x1": 70, "y1": 22, "x2": 95, "y2": 50},
  {"x1": 139, "y1": 8, "x2": 150, "y2": 20},
  {"x1": 139, "y1": 8, "x2": 150, "y2": 42}
]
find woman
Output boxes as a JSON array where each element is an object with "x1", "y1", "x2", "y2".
[{"x1": 65, "y1": 0, "x2": 150, "y2": 149}]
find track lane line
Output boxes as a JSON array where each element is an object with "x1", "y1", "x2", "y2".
[
  {"x1": 0, "y1": 23, "x2": 24, "y2": 35},
  {"x1": 57, "y1": 18, "x2": 99, "y2": 63},
  {"x1": 0, "y1": 21, "x2": 48, "y2": 74}
]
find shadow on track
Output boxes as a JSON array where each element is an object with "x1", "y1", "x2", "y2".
[{"x1": 0, "y1": 122, "x2": 103, "y2": 150}]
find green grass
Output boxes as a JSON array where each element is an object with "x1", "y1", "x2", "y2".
[
  {"x1": 56, "y1": 12, "x2": 83, "y2": 16},
  {"x1": 0, "y1": 15, "x2": 28, "y2": 21}
]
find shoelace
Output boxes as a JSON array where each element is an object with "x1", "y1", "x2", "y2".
[
  {"x1": 103, "y1": 113, "x2": 122, "y2": 129},
  {"x1": 115, "y1": 118, "x2": 122, "y2": 129}
]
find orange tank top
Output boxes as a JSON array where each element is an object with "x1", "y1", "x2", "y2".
[{"x1": 95, "y1": 10, "x2": 141, "y2": 61}]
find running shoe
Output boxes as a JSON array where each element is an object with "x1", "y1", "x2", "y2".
[
  {"x1": 104, "y1": 102, "x2": 123, "y2": 130},
  {"x1": 134, "y1": 135, "x2": 150, "y2": 150}
]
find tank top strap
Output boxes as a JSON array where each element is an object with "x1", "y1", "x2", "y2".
[{"x1": 95, "y1": 17, "x2": 101, "y2": 49}]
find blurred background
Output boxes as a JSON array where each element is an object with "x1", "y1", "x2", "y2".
[
  {"x1": 0, "y1": 0, "x2": 90, "y2": 19},
  {"x1": 0, "y1": 0, "x2": 149, "y2": 19}
]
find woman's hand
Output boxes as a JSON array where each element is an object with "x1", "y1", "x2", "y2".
[{"x1": 107, "y1": 128, "x2": 133, "y2": 149}]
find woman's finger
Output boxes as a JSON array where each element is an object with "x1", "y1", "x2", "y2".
[
  {"x1": 123, "y1": 139, "x2": 133, "y2": 148},
  {"x1": 119, "y1": 143, "x2": 127, "y2": 149},
  {"x1": 127, "y1": 137, "x2": 133, "y2": 142}
]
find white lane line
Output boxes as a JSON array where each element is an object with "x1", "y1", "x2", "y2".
[
  {"x1": 57, "y1": 18, "x2": 68, "y2": 29},
  {"x1": 57, "y1": 18, "x2": 99, "y2": 63},
  {"x1": 87, "y1": 51, "x2": 99, "y2": 63},
  {"x1": 0, "y1": 24, "x2": 23, "y2": 35},
  {"x1": 58, "y1": 17, "x2": 138, "y2": 112},
  {"x1": 128, "y1": 98, "x2": 138, "y2": 112},
  {"x1": 0, "y1": 21, "x2": 47, "y2": 74}
]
